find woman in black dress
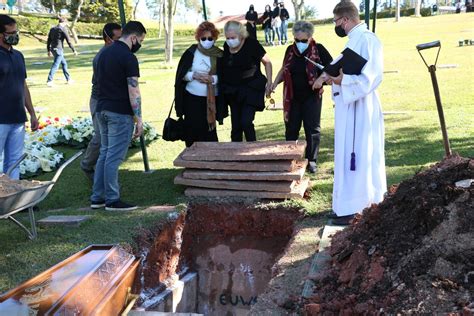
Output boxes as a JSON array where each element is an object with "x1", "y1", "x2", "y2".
[
  {"x1": 174, "y1": 21, "x2": 226, "y2": 147},
  {"x1": 221, "y1": 20, "x2": 273, "y2": 142},
  {"x1": 271, "y1": 21, "x2": 333, "y2": 173},
  {"x1": 245, "y1": 4, "x2": 258, "y2": 40}
]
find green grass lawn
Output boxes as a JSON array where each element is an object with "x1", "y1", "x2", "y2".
[{"x1": 0, "y1": 14, "x2": 473, "y2": 293}]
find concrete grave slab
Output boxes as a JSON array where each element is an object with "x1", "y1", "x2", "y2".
[{"x1": 37, "y1": 215, "x2": 92, "y2": 227}]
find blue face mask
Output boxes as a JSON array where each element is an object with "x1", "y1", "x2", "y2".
[{"x1": 296, "y1": 42, "x2": 309, "y2": 54}]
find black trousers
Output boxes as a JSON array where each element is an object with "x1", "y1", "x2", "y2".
[
  {"x1": 285, "y1": 94, "x2": 322, "y2": 163},
  {"x1": 229, "y1": 101, "x2": 256, "y2": 142},
  {"x1": 183, "y1": 91, "x2": 218, "y2": 147}
]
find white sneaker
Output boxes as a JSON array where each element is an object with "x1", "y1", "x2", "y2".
[
  {"x1": 46, "y1": 81, "x2": 54, "y2": 87},
  {"x1": 67, "y1": 80, "x2": 74, "y2": 85}
]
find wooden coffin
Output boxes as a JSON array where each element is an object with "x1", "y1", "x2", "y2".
[
  {"x1": 0, "y1": 244, "x2": 139, "y2": 316},
  {"x1": 180, "y1": 141, "x2": 306, "y2": 161}
]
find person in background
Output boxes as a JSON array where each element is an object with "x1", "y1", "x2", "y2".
[
  {"x1": 90, "y1": 21, "x2": 146, "y2": 211},
  {"x1": 175, "y1": 21, "x2": 226, "y2": 147},
  {"x1": 271, "y1": 21, "x2": 332, "y2": 174},
  {"x1": 245, "y1": 4, "x2": 258, "y2": 40},
  {"x1": 325, "y1": 1, "x2": 387, "y2": 225},
  {"x1": 46, "y1": 17, "x2": 78, "y2": 86},
  {"x1": 262, "y1": 5, "x2": 273, "y2": 46},
  {"x1": 0, "y1": 15, "x2": 39, "y2": 179},
  {"x1": 272, "y1": 0, "x2": 282, "y2": 45},
  {"x1": 221, "y1": 21, "x2": 272, "y2": 142},
  {"x1": 279, "y1": 2, "x2": 290, "y2": 45},
  {"x1": 80, "y1": 23, "x2": 122, "y2": 181}
]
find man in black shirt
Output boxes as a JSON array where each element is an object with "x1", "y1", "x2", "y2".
[
  {"x1": 279, "y1": 2, "x2": 290, "y2": 44},
  {"x1": 80, "y1": 22, "x2": 122, "y2": 181},
  {"x1": 46, "y1": 17, "x2": 77, "y2": 86},
  {"x1": 90, "y1": 21, "x2": 146, "y2": 211},
  {"x1": 0, "y1": 15, "x2": 38, "y2": 179}
]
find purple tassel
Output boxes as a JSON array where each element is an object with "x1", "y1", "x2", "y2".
[{"x1": 350, "y1": 152, "x2": 356, "y2": 171}]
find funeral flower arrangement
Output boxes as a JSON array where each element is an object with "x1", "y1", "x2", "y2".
[{"x1": 18, "y1": 116, "x2": 159, "y2": 177}]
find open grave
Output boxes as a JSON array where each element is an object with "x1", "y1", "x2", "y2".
[{"x1": 134, "y1": 202, "x2": 302, "y2": 315}]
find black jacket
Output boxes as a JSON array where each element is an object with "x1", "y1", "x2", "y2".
[
  {"x1": 47, "y1": 25, "x2": 75, "y2": 53},
  {"x1": 174, "y1": 44, "x2": 227, "y2": 122}
]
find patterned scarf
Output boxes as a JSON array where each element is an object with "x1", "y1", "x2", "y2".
[
  {"x1": 197, "y1": 44, "x2": 223, "y2": 131},
  {"x1": 282, "y1": 38, "x2": 320, "y2": 119}
]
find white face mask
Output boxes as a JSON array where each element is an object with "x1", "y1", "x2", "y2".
[
  {"x1": 226, "y1": 38, "x2": 240, "y2": 48},
  {"x1": 200, "y1": 39, "x2": 215, "y2": 49}
]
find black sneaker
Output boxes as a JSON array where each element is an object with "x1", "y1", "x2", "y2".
[
  {"x1": 105, "y1": 200, "x2": 138, "y2": 211},
  {"x1": 90, "y1": 200, "x2": 105, "y2": 209}
]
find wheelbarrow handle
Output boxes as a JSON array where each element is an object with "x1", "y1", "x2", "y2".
[
  {"x1": 416, "y1": 40, "x2": 441, "y2": 51},
  {"x1": 6, "y1": 153, "x2": 27, "y2": 177},
  {"x1": 51, "y1": 150, "x2": 84, "y2": 183}
]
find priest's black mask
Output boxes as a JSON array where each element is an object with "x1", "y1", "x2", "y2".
[{"x1": 335, "y1": 25, "x2": 347, "y2": 38}]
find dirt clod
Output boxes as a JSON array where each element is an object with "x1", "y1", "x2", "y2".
[{"x1": 304, "y1": 155, "x2": 474, "y2": 314}]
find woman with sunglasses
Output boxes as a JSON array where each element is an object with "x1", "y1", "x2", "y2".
[
  {"x1": 174, "y1": 21, "x2": 226, "y2": 147},
  {"x1": 221, "y1": 20, "x2": 273, "y2": 142},
  {"x1": 271, "y1": 21, "x2": 333, "y2": 173}
]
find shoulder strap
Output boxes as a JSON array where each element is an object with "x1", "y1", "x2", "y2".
[{"x1": 167, "y1": 100, "x2": 176, "y2": 118}]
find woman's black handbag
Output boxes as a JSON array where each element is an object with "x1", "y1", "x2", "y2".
[{"x1": 162, "y1": 100, "x2": 185, "y2": 141}]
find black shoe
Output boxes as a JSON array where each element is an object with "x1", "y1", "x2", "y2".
[
  {"x1": 90, "y1": 200, "x2": 105, "y2": 209},
  {"x1": 307, "y1": 161, "x2": 317, "y2": 174},
  {"x1": 332, "y1": 214, "x2": 355, "y2": 226},
  {"x1": 105, "y1": 200, "x2": 138, "y2": 211}
]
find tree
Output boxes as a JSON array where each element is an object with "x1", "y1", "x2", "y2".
[
  {"x1": 69, "y1": 0, "x2": 84, "y2": 43},
  {"x1": 414, "y1": 0, "x2": 421, "y2": 16},
  {"x1": 163, "y1": 0, "x2": 178, "y2": 63},
  {"x1": 395, "y1": 0, "x2": 400, "y2": 21},
  {"x1": 302, "y1": 4, "x2": 318, "y2": 19},
  {"x1": 291, "y1": 0, "x2": 304, "y2": 21}
]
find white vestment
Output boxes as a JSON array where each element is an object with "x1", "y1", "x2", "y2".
[{"x1": 331, "y1": 23, "x2": 387, "y2": 216}]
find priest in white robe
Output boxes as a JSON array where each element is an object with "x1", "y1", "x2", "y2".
[{"x1": 327, "y1": 1, "x2": 387, "y2": 224}]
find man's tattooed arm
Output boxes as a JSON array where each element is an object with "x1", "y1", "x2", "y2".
[{"x1": 127, "y1": 77, "x2": 142, "y2": 118}]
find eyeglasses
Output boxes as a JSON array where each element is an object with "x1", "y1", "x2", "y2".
[
  {"x1": 200, "y1": 37, "x2": 214, "y2": 41},
  {"x1": 294, "y1": 38, "x2": 309, "y2": 43},
  {"x1": 333, "y1": 16, "x2": 345, "y2": 24}
]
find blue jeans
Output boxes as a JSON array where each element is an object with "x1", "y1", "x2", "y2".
[
  {"x1": 47, "y1": 49, "x2": 71, "y2": 82},
  {"x1": 264, "y1": 27, "x2": 274, "y2": 44},
  {"x1": 80, "y1": 97, "x2": 101, "y2": 172},
  {"x1": 281, "y1": 20, "x2": 288, "y2": 43},
  {"x1": 0, "y1": 124, "x2": 25, "y2": 180},
  {"x1": 91, "y1": 111, "x2": 134, "y2": 204}
]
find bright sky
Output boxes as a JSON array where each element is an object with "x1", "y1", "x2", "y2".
[{"x1": 204, "y1": 0, "x2": 342, "y2": 19}]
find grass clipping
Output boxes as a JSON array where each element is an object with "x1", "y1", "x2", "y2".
[{"x1": 304, "y1": 155, "x2": 473, "y2": 314}]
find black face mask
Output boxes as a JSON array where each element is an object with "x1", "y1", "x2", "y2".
[
  {"x1": 131, "y1": 39, "x2": 141, "y2": 53},
  {"x1": 335, "y1": 25, "x2": 347, "y2": 38},
  {"x1": 3, "y1": 33, "x2": 19, "y2": 46}
]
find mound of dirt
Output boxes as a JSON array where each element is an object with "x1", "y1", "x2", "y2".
[{"x1": 304, "y1": 155, "x2": 474, "y2": 314}]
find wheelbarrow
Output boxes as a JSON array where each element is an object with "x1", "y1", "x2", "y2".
[{"x1": 0, "y1": 150, "x2": 83, "y2": 240}]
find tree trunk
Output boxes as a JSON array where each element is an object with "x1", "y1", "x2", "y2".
[
  {"x1": 133, "y1": 0, "x2": 140, "y2": 19},
  {"x1": 158, "y1": 0, "x2": 163, "y2": 39},
  {"x1": 291, "y1": 0, "x2": 304, "y2": 21},
  {"x1": 70, "y1": 0, "x2": 84, "y2": 44},
  {"x1": 50, "y1": 0, "x2": 56, "y2": 13},
  {"x1": 414, "y1": 0, "x2": 421, "y2": 16},
  {"x1": 17, "y1": 0, "x2": 22, "y2": 13},
  {"x1": 395, "y1": 0, "x2": 401, "y2": 21},
  {"x1": 164, "y1": 0, "x2": 176, "y2": 64}
]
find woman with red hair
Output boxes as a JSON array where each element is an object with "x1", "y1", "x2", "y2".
[{"x1": 174, "y1": 21, "x2": 226, "y2": 147}]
